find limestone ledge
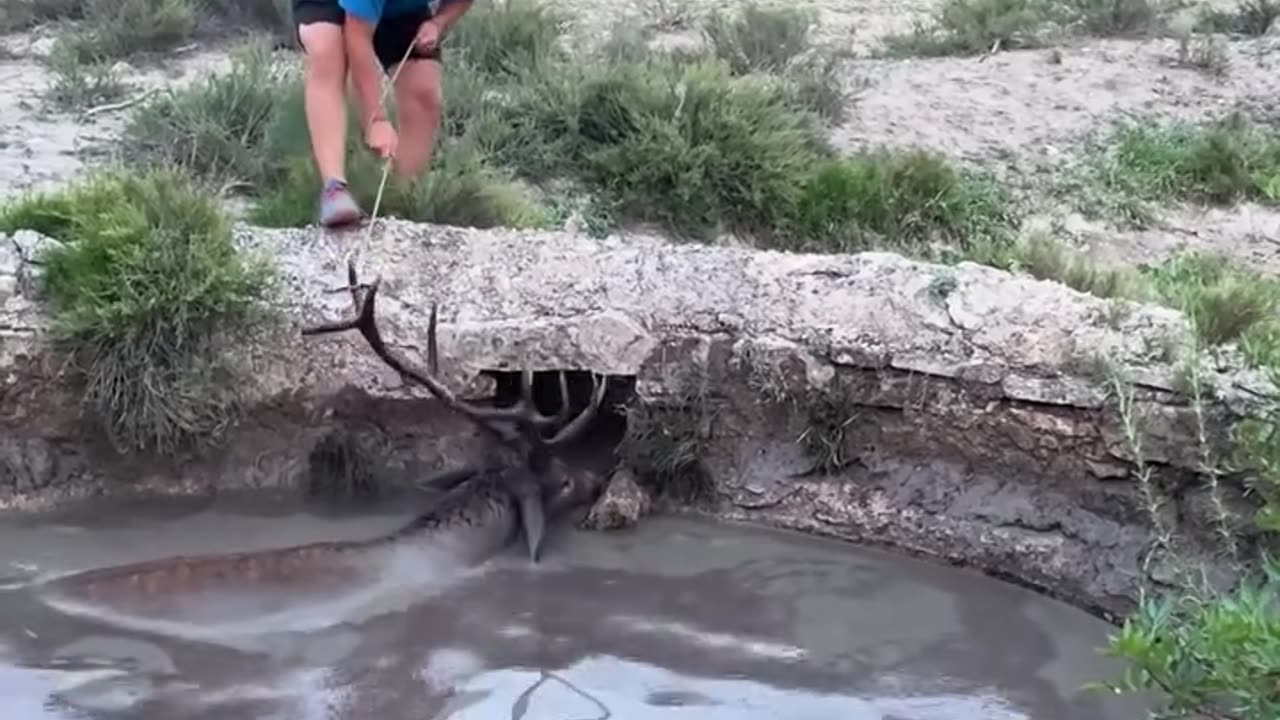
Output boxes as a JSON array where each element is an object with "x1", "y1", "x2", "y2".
[{"x1": 4, "y1": 221, "x2": 1272, "y2": 413}]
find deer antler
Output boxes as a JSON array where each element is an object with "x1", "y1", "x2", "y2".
[{"x1": 302, "y1": 261, "x2": 608, "y2": 459}]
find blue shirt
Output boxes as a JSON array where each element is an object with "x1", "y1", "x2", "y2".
[{"x1": 339, "y1": 0, "x2": 436, "y2": 23}]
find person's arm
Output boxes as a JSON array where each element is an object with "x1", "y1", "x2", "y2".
[{"x1": 340, "y1": 0, "x2": 389, "y2": 138}]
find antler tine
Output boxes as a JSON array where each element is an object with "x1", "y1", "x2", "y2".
[
  {"x1": 302, "y1": 261, "x2": 521, "y2": 434},
  {"x1": 302, "y1": 261, "x2": 609, "y2": 456},
  {"x1": 542, "y1": 372, "x2": 609, "y2": 447}
]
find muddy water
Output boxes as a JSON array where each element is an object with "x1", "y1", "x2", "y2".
[{"x1": 0, "y1": 497, "x2": 1149, "y2": 719}]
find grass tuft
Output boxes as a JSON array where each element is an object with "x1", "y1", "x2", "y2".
[
  {"x1": 444, "y1": 0, "x2": 569, "y2": 76},
  {"x1": 0, "y1": 167, "x2": 275, "y2": 457},
  {"x1": 785, "y1": 149, "x2": 1015, "y2": 260},
  {"x1": 119, "y1": 41, "x2": 293, "y2": 186},
  {"x1": 64, "y1": 0, "x2": 196, "y2": 61},
  {"x1": 1196, "y1": 0, "x2": 1280, "y2": 35},
  {"x1": 44, "y1": 38, "x2": 131, "y2": 111},
  {"x1": 617, "y1": 388, "x2": 717, "y2": 506},
  {"x1": 1058, "y1": 0, "x2": 1162, "y2": 37},
  {"x1": 1144, "y1": 252, "x2": 1280, "y2": 365},
  {"x1": 703, "y1": 1, "x2": 817, "y2": 74},
  {"x1": 882, "y1": 0, "x2": 1168, "y2": 57},
  {"x1": 1016, "y1": 232, "x2": 1144, "y2": 299},
  {"x1": 1080, "y1": 113, "x2": 1280, "y2": 224},
  {"x1": 0, "y1": 0, "x2": 83, "y2": 33},
  {"x1": 882, "y1": 0, "x2": 1051, "y2": 57}
]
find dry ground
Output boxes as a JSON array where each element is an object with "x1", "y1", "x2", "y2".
[{"x1": 2, "y1": 0, "x2": 1278, "y2": 273}]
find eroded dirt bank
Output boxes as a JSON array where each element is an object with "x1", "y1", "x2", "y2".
[{"x1": 2, "y1": 219, "x2": 1275, "y2": 619}]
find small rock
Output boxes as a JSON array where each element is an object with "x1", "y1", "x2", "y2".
[
  {"x1": 580, "y1": 467, "x2": 652, "y2": 531},
  {"x1": 12, "y1": 229, "x2": 63, "y2": 265},
  {"x1": 0, "y1": 235, "x2": 19, "y2": 302},
  {"x1": 12, "y1": 230, "x2": 64, "y2": 298},
  {"x1": 29, "y1": 37, "x2": 57, "y2": 58}
]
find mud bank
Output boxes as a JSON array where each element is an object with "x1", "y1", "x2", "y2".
[{"x1": 1, "y1": 220, "x2": 1275, "y2": 619}]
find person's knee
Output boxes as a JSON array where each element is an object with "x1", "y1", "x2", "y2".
[
  {"x1": 398, "y1": 62, "x2": 443, "y2": 120},
  {"x1": 299, "y1": 22, "x2": 347, "y2": 81}
]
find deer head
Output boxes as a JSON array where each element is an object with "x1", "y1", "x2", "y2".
[{"x1": 300, "y1": 261, "x2": 610, "y2": 560}]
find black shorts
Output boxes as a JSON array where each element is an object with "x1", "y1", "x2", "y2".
[{"x1": 292, "y1": 0, "x2": 442, "y2": 71}]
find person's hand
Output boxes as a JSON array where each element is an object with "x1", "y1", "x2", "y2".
[
  {"x1": 365, "y1": 117, "x2": 397, "y2": 159},
  {"x1": 415, "y1": 19, "x2": 441, "y2": 51}
]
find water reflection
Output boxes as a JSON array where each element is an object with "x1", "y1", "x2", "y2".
[{"x1": 0, "y1": 509, "x2": 1148, "y2": 720}]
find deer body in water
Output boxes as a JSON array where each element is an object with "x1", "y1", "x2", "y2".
[{"x1": 35, "y1": 261, "x2": 611, "y2": 614}]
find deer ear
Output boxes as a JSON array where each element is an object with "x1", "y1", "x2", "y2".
[{"x1": 512, "y1": 481, "x2": 547, "y2": 563}]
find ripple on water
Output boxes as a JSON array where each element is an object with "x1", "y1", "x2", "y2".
[{"x1": 0, "y1": 511, "x2": 1150, "y2": 720}]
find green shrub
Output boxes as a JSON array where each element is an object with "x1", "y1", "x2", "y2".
[
  {"x1": 1015, "y1": 232, "x2": 1144, "y2": 299},
  {"x1": 882, "y1": 0, "x2": 1168, "y2": 56},
  {"x1": 202, "y1": 0, "x2": 293, "y2": 41},
  {"x1": 445, "y1": 0, "x2": 569, "y2": 77},
  {"x1": 66, "y1": 0, "x2": 195, "y2": 60},
  {"x1": 1143, "y1": 251, "x2": 1280, "y2": 365},
  {"x1": 1057, "y1": 0, "x2": 1161, "y2": 36},
  {"x1": 882, "y1": 0, "x2": 1051, "y2": 57},
  {"x1": 1102, "y1": 562, "x2": 1280, "y2": 720},
  {"x1": 703, "y1": 1, "x2": 816, "y2": 74},
  {"x1": 495, "y1": 57, "x2": 831, "y2": 240},
  {"x1": 119, "y1": 42, "x2": 293, "y2": 186},
  {"x1": 44, "y1": 38, "x2": 130, "y2": 111},
  {"x1": 1196, "y1": 0, "x2": 1280, "y2": 36},
  {"x1": 1091, "y1": 249, "x2": 1280, "y2": 720},
  {"x1": 785, "y1": 149, "x2": 1014, "y2": 259},
  {"x1": 0, "y1": 0, "x2": 83, "y2": 33},
  {"x1": 1083, "y1": 113, "x2": 1280, "y2": 223},
  {"x1": 0, "y1": 168, "x2": 275, "y2": 457}
]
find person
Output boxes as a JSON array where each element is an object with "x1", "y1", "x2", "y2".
[{"x1": 292, "y1": 0, "x2": 473, "y2": 228}]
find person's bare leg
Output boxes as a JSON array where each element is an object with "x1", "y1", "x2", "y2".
[
  {"x1": 389, "y1": 59, "x2": 443, "y2": 181},
  {"x1": 298, "y1": 21, "x2": 362, "y2": 226}
]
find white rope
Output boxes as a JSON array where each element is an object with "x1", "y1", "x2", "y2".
[{"x1": 341, "y1": 38, "x2": 423, "y2": 271}]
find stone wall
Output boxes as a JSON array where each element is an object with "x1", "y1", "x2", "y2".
[{"x1": 2, "y1": 220, "x2": 1275, "y2": 618}]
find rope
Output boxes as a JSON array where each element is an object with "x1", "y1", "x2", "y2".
[{"x1": 342, "y1": 38, "x2": 422, "y2": 270}]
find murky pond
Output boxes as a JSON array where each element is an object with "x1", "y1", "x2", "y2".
[{"x1": 0, "y1": 496, "x2": 1148, "y2": 719}]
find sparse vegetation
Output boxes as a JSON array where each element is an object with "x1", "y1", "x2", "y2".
[
  {"x1": 1078, "y1": 112, "x2": 1280, "y2": 225},
  {"x1": 617, "y1": 386, "x2": 717, "y2": 505},
  {"x1": 1196, "y1": 0, "x2": 1280, "y2": 35},
  {"x1": 796, "y1": 381, "x2": 861, "y2": 475},
  {"x1": 881, "y1": 0, "x2": 1168, "y2": 57},
  {"x1": 784, "y1": 149, "x2": 1016, "y2": 261},
  {"x1": 0, "y1": 0, "x2": 83, "y2": 33},
  {"x1": 44, "y1": 39, "x2": 130, "y2": 111},
  {"x1": 105, "y1": 0, "x2": 1003, "y2": 259},
  {"x1": 883, "y1": 0, "x2": 1052, "y2": 58},
  {"x1": 1097, "y1": 353, "x2": 1280, "y2": 719},
  {"x1": 1017, "y1": 231, "x2": 1144, "y2": 299},
  {"x1": 60, "y1": 0, "x2": 196, "y2": 61},
  {"x1": 1077, "y1": 249, "x2": 1280, "y2": 720},
  {"x1": 306, "y1": 426, "x2": 391, "y2": 504},
  {"x1": 703, "y1": 1, "x2": 817, "y2": 74},
  {"x1": 0, "y1": 168, "x2": 276, "y2": 457},
  {"x1": 1058, "y1": 0, "x2": 1163, "y2": 37},
  {"x1": 119, "y1": 42, "x2": 294, "y2": 187},
  {"x1": 1169, "y1": 32, "x2": 1231, "y2": 77}
]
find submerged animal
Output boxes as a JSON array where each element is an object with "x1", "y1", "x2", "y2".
[{"x1": 33, "y1": 261, "x2": 611, "y2": 613}]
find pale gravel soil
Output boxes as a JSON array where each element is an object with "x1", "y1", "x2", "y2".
[
  {"x1": 832, "y1": 33, "x2": 1280, "y2": 273},
  {"x1": 0, "y1": 29, "x2": 236, "y2": 202},
  {"x1": 1, "y1": 0, "x2": 1278, "y2": 273}
]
